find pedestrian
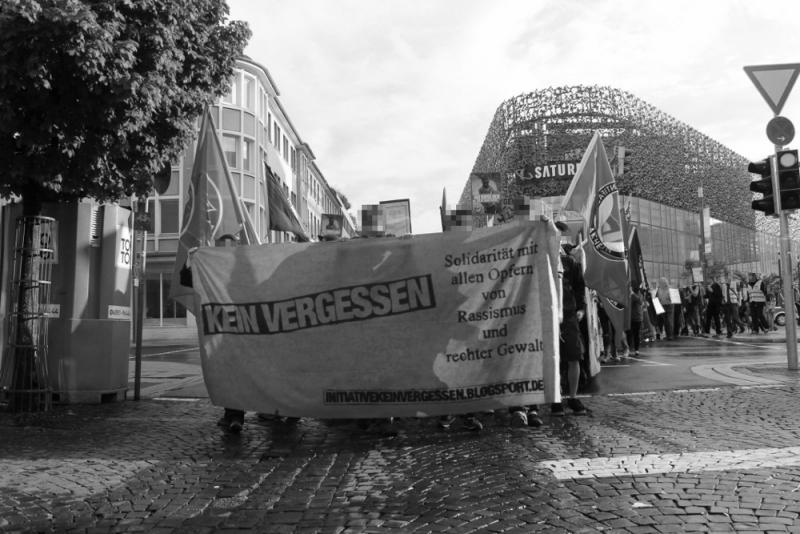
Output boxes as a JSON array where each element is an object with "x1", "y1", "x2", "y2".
[
  {"x1": 179, "y1": 235, "x2": 248, "y2": 434},
  {"x1": 702, "y1": 276, "x2": 724, "y2": 338},
  {"x1": 765, "y1": 291, "x2": 777, "y2": 331},
  {"x1": 794, "y1": 284, "x2": 800, "y2": 321},
  {"x1": 657, "y1": 278, "x2": 674, "y2": 339},
  {"x1": 550, "y1": 242, "x2": 588, "y2": 416},
  {"x1": 723, "y1": 278, "x2": 745, "y2": 337},
  {"x1": 597, "y1": 298, "x2": 617, "y2": 362},
  {"x1": 745, "y1": 272, "x2": 769, "y2": 334},
  {"x1": 684, "y1": 285, "x2": 701, "y2": 335},
  {"x1": 626, "y1": 284, "x2": 644, "y2": 355}
]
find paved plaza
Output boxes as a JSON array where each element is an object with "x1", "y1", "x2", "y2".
[{"x1": 2, "y1": 344, "x2": 800, "y2": 533}]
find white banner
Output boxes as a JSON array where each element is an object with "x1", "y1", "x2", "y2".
[{"x1": 189, "y1": 221, "x2": 563, "y2": 418}]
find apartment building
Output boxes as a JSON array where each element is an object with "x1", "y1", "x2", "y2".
[{"x1": 143, "y1": 56, "x2": 353, "y2": 329}]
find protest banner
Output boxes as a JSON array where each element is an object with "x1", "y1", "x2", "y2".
[{"x1": 187, "y1": 220, "x2": 563, "y2": 419}]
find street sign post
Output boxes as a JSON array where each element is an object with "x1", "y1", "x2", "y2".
[{"x1": 745, "y1": 63, "x2": 800, "y2": 371}]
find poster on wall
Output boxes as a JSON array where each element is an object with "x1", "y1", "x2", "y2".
[
  {"x1": 380, "y1": 199, "x2": 412, "y2": 237},
  {"x1": 470, "y1": 172, "x2": 501, "y2": 209}
]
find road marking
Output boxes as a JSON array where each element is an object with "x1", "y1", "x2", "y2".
[
  {"x1": 623, "y1": 355, "x2": 671, "y2": 366},
  {"x1": 137, "y1": 376, "x2": 205, "y2": 398},
  {"x1": 540, "y1": 446, "x2": 800, "y2": 480},
  {"x1": 128, "y1": 346, "x2": 199, "y2": 359},
  {"x1": 691, "y1": 357, "x2": 786, "y2": 386},
  {"x1": 601, "y1": 356, "x2": 671, "y2": 368}
]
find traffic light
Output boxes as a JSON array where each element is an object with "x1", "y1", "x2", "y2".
[
  {"x1": 615, "y1": 146, "x2": 632, "y2": 178},
  {"x1": 748, "y1": 156, "x2": 776, "y2": 216},
  {"x1": 777, "y1": 149, "x2": 800, "y2": 211}
]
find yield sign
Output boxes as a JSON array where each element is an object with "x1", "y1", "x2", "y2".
[{"x1": 744, "y1": 63, "x2": 800, "y2": 115}]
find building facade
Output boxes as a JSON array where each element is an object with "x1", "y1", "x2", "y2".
[
  {"x1": 461, "y1": 85, "x2": 800, "y2": 286},
  {"x1": 143, "y1": 56, "x2": 354, "y2": 329}
]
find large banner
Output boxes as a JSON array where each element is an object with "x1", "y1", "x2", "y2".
[{"x1": 188, "y1": 221, "x2": 563, "y2": 418}]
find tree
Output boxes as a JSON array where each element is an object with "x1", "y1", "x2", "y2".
[{"x1": 0, "y1": 0, "x2": 250, "y2": 410}]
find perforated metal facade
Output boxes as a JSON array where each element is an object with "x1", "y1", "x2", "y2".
[{"x1": 461, "y1": 85, "x2": 755, "y2": 229}]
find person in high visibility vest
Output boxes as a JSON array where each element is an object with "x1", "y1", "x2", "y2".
[
  {"x1": 745, "y1": 273, "x2": 769, "y2": 334},
  {"x1": 723, "y1": 278, "x2": 746, "y2": 337}
]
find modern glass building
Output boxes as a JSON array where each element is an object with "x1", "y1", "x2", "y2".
[
  {"x1": 143, "y1": 56, "x2": 356, "y2": 330},
  {"x1": 461, "y1": 85, "x2": 799, "y2": 287}
]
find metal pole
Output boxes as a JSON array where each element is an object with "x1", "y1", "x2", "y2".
[
  {"x1": 773, "y1": 149, "x2": 798, "y2": 369},
  {"x1": 698, "y1": 183, "x2": 707, "y2": 281},
  {"x1": 133, "y1": 197, "x2": 146, "y2": 399}
]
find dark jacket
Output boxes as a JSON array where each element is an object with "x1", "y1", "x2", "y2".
[
  {"x1": 630, "y1": 291, "x2": 643, "y2": 323},
  {"x1": 707, "y1": 281, "x2": 723, "y2": 307},
  {"x1": 560, "y1": 252, "x2": 585, "y2": 317}
]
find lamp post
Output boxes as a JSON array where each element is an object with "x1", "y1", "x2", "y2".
[{"x1": 698, "y1": 183, "x2": 708, "y2": 283}]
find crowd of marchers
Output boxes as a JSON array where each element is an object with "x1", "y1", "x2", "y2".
[{"x1": 598, "y1": 272, "x2": 787, "y2": 368}]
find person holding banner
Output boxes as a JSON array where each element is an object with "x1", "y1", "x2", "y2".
[{"x1": 550, "y1": 242, "x2": 588, "y2": 417}]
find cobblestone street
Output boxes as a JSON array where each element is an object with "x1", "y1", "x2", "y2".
[{"x1": 3, "y1": 362, "x2": 800, "y2": 533}]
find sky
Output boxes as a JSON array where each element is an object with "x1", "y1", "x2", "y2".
[{"x1": 227, "y1": 0, "x2": 800, "y2": 235}]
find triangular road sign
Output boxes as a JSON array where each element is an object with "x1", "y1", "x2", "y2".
[{"x1": 744, "y1": 63, "x2": 800, "y2": 115}]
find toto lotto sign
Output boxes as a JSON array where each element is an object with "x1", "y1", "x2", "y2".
[{"x1": 116, "y1": 225, "x2": 132, "y2": 270}]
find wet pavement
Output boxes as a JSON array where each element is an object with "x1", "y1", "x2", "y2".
[{"x1": 3, "y1": 334, "x2": 800, "y2": 533}]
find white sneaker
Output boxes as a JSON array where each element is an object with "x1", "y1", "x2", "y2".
[{"x1": 510, "y1": 410, "x2": 528, "y2": 427}]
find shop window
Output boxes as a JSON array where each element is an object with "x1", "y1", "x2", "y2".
[
  {"x1": 161, "y1": 277, "x2": 187, "y2": 320},
  {"x1": 145, "y1": 275, "x2": 187, "y2": 322},
  {"x1": 144, "y1": 278, "x2": 162, "y2": 319}
]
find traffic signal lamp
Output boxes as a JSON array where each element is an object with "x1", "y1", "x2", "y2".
[
  {"x1": 748, "y1": 156, "x2": 776, "y2": 216},
  {"x1": 615, "y1": 146, "x2": 632, "y2": 178},
  {"x1": 777, "y1": 149, "x2": 800, "y2": 211}
]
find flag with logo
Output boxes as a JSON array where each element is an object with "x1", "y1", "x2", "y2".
[
  {"x1": 264, "y1": 163, "x2": 310, "y2": 241},
  {"x1": 627, "y1": 225, "x2": 647, "y2": 290},
  {"x1": 561, "y1": 132, "x2": 629, "y2": 334},
  {"x1": 170, "y1": 107, "x2": 258, "y2": 307}
]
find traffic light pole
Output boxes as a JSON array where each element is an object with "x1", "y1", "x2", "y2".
[{"x1": 774, "y1": 150, "x2": 799, "y2": 370}]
